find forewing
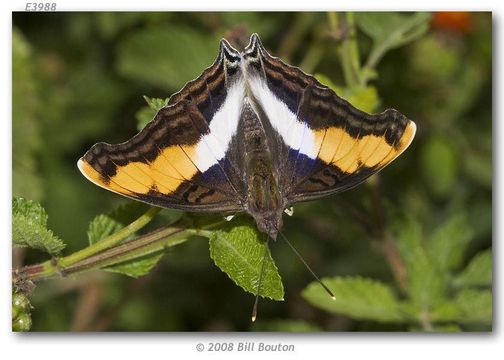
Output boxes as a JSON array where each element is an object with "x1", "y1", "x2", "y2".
[
  {"x1": 243, "y1": 34, "x2": 416, "y2": 204},
  {"x1": 78, "y1": 40, "x2": 247, "y2": 212}
]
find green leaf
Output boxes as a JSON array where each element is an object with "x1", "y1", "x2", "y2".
[
  {"x1": 105, "y1": 253, "x2": 164, "y2": 279},
  {"x1": 420, "y1": 137, "x2": 459, "y2": 197},
  {"x1": 433, "y1": 289, "x2": 492, "y2": 325},
  {"x1": 87, "y1": 202, "x2": 151, "y2": 245},
  {"x1": 405, "y1": 247, "x2": 447, "y2": 309},
  {"x1": 315, "y1": 74, "x2": 380, "y2": 113},
  {"x1": 209, "y1": 218, "x2": 284, "y2": 301},
  {"x1": 356, "y1": 12, "x2": 431, "y2": 47},
  {"x1": 87, "y1": 214, "x2": 123, "y2": 245},
  {"x1": 302, "y1": 276, "x2": 405, "y2": 322},
  {"x1": 394, "y1": 217, "x2": 446, "y2": 309},
  {"x1": 143, "y1": 96, "x2": 167, "y2": 111},
  {"x1": 453, "y1": 250, "x2": 492, "y2": 288},
  {"x1": 426, "y1": 214, "x2": 473, "y2": 272},
  {"x1": 454, "y1": 289, "x2": 492, "y2": 324},
  {"x1": 393, "y1": 215, "x2": 423, "y2": 266},
  {"x1": 136, "y1": 96, "x2": 168, "y2": 131},
  {"x1": 117, "y1": 24, "x2": 216, "y2": 89},
  {"x1": 430, "y1": 301, "x2": 462, "y2": 322},
  {"x1": 12, "y1": 198, "x2": 65, "y2": 255},
  {"x1": 87, "y1": 203, "x2": 164, "y2": 278}
]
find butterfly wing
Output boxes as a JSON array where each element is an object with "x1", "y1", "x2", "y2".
[
  {"x1": 243, "y1": 34, "x2": 416, "y2": 204},
  {"x1": 288, "y1": 96, "x2": 416, "y2": 203},
  {"x1": 78, "y1": 40, "x2": 247, "y2": 212}
]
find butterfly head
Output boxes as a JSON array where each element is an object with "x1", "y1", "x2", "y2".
[{"x1": 251, "y1": 208, "x2": 284, "y2": 241}]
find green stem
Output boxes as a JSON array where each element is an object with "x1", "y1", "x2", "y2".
[
  {"x1": 61, "y1": 226, "x2": 189, "y2": 276},
  {"x1": 361, "y1": 40, "x2": 391, "y2": 85},
  {"x1": 419, "y1": 308, "x2": 433, "y2": 332},
  {"x1": 327, "y1": 12, "x2": 362, "y2": 89},
  {"x1": 16, "y1": 207, "x2": 161, "y2": 282},
  {"x1": 299, "y1": 41, "x2": 324, "y2": 74},
  {"x1": 361, "y1": 12, "x2": 431, "y2": 85},
  {"x1": 60, "y1": 207, "x2": 161, "y2": 267},
  {"x1": 345, "y1": 12, "x2": 361, "y2": 83},
  {"x1": 327, "y1": 12, "x2": 338, "y2": 33},
  {"x1": 15, "y1": 212, "x2": 227, "y2": 283},
  {"x1": 363, "y1": 46, "x2": 385, "y2": 73}
]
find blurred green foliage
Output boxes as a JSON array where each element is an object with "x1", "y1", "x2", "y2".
[
  {"x1": 12, "y1": 12, "x2": 491, "y2": 331},
  {"x1": 303, "y1": 215, "x2": 491, "y2": 331},
  {"x1": 12, "y1": 30, "x2": 43, "y2": 201}
]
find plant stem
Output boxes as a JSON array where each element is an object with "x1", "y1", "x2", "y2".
[
  {"x1": 344, "y1": 12, "x2": 361, "y2": 84},
  {"x1": 368, "y1": 178, "x2": 407, "y2": 294},
  {"x1": 299, "y1": 41, "x2": 324, "y2": 74},
  {"x1": 14, "y1": 212, "x2": 225, "y2": 283},
  {"x1": 15, "y1": 207, "x2": 161, "y2": 283},
  {"x1": 327, "y1": 12, "x2": 338, "y2": 32},
  {"x1": 17, "y1": 224, "x2": 185, "y2": 282},
  {"x1": 419, "y1": 308, "x2": 433, "y2": 332},
  {"x1": 60, "y1": 207, "x2": 161, "y2": 268},
  {"x1": 360, "y1": 12, "x2": 430, "y2": 86},
  {"x1": 327, "y1": 12, "x2": 362, "y2": 89},
  {"x1": 61, "y1": 226, "x2": 187, "y2": 276}
]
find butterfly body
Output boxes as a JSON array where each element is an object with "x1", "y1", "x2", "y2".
[
  {"x1": 241, "y1": 98, "x2": 284, "y2": 238},
  {"x1": 78, "y1": 34, "x2": 416, "y2": 239}
]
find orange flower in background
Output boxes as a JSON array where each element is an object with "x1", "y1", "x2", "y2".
[{"x1": 432, "y1": 12, "x2": 472, "y2": 34}]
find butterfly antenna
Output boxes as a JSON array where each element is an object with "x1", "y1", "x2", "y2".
[
  {"x1": 275, "y1": 226, "x2": 336, "y2": 300},
  {"x1": 252, "y1": 233, "x2": 271, "y2": 322}
]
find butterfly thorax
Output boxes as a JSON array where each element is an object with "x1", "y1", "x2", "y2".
[{"x1": 242, "y1": 99, "x2": 284, "y2": 239}]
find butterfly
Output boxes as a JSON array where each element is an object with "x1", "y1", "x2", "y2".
[
  {"x1": 78, "y1": 33, "x2": 416, "y2": 318},
  {"x1": 78, "y1": 33, "x2": 416, "y2": 240}
]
